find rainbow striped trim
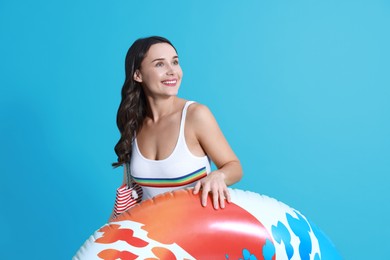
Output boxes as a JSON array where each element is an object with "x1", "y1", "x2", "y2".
[{"x1": 133, "y1": 167, "x2": 207, "y2": 188}]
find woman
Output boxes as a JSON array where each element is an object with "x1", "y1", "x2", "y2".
[{"x1": 111, "y1": 36, "x2": 242, "y2": 220}]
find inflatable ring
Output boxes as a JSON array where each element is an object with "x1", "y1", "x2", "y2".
[{"x1": 74, "y1": 188, "x2": 341, "y2": 259}]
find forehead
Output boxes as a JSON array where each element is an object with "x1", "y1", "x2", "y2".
[{"x1": 144, "y1": 43, "x2": 178, "y2": 61}]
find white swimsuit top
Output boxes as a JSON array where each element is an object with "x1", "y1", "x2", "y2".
[{"x1": 130, "y1": 101, "x2": 211, "y2": 200}]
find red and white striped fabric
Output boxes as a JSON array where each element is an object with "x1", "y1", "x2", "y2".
[{"x1": 113, "y1": 183, "x2": 143, "y2": 218}]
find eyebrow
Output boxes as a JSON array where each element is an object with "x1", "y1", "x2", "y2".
[{"x1": 151, "y1": 55, "x2": 179, "y2": 63}]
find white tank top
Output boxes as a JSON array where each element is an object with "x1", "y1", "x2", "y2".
[{"x1": 130, "y1": 101, "x2": 211, "y2": 200}]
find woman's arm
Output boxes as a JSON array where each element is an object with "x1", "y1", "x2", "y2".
[{"x1": 188, "y1": 103, "x2": 243, "y2": 209}]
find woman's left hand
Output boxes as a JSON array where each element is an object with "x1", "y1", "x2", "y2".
[{"x1": 193, "y1": 170, "x2": 231, "y2": 209}]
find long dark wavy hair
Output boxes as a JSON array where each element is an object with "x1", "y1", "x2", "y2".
[{"x1": 112, "y1": 36, "x2": 177, "y2": 167}]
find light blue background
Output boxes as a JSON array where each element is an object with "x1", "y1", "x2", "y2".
[{"x1": 1, "y1": 0, "x2": 389, "y2": 259}]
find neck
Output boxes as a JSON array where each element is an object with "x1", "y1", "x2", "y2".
[{"x1": 145, "y1": 96, "x2": 179, "y2": 122}]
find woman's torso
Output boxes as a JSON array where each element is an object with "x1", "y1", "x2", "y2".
[{"x1": 130, "y1": 100, "x2": 211, "y2": 200}]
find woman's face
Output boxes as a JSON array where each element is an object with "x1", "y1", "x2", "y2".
[{"x1": 134, "y1": 43, "x2": 183, "y2": 98}]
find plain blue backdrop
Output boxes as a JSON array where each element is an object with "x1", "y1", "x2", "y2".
[{"x1": 1, "y1": 0, "x2": 389, "y2": 259}]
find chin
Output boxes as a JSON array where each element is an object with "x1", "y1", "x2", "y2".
[{"x1": 165, "y1": 88, "x2": 179, "y2": 96}]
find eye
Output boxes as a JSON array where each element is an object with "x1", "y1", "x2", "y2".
[
  {"x1": 155, "y1": 61, "x2": 164, "y2": 67},
  {"x1": 172, "y1": 59, "x2": 179, "y2": 65}
]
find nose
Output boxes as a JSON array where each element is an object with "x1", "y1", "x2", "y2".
[{"x1": 166, "y1": 64, "x2": 174, "y2": 75}]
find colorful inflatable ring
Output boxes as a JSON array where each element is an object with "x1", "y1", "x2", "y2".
[{"x1": 74, "y1": 188, "x2": 341, "y2": 260}]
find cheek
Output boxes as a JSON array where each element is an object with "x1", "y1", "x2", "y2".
[
  {"x1": 144, "y1": 71, "x2": 163, "y2": 82},
  {"x1": 177, "y1": 67, "x2": 183, "y2": 78}
]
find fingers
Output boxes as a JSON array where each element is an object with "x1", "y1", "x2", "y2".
[
  {"x1": 212, "y1": 190, "x2": 219, "y2": 209},
  {"x1": 218, "y1": 187, "x2": 231, "y2": 209},
  {"x1": 194, "y1": 172, "x2": 231, "y2": 209},
  {"x1": 224, "y1": 188, "x2": 231, "y2": 203},
  {"x1": 209, "y1": 185, "x2": 231, "y2": 209},
  {"x1": 200, "y1": 188, "x2": 230, "y2": 209},
  {"x1": 193, "y1": 181, "x2": 201, "y2": 194},
  {"x1": 201, "y1": 186, "x2": 209, "y2": 207},
  {"x1": 194, "y1": 181, "x2": 212, "y2": 208},
  {"x1": 218, "y1": 189, "x2": 225, "y2": 209}
]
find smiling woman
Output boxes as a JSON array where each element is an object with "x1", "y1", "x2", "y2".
[
  {"x1": 133, "y1": 42, "x2": 182, "y2": 98},
  {"x1": 109, "y1": 36, "x2": 243, "y2": 221}
]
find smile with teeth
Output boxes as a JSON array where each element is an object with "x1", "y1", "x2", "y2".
[{"x1": 162, "y1": 79, "x2": 177, "y2": 86}]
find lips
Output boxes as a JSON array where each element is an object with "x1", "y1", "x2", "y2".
[{"x1": 161, "y1": 79, "x2": 177, "y2": 86}]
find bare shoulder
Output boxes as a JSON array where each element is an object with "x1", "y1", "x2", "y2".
[
  {"x1": 186, "y1": 102, "x2": 216, "y2": 124},
  {"x1": 186, "y1": 102, "x2": 220, "y2": 140}
]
